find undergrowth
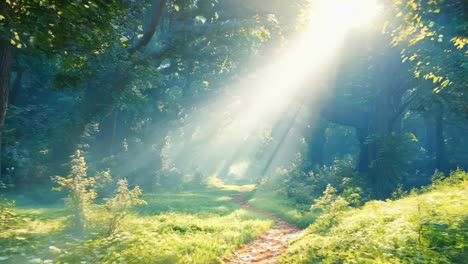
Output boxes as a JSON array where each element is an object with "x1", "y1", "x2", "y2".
[{"x1": 279, "y1": 169, "x2": 468, "y2": 263}]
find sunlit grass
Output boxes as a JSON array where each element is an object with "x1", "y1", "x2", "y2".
[
  {"x1": 59, "y1": 210, "x2": 271, "y2": 264},
  {"x1": 0, "y1": 186, "x2": 272, "y2": 263},
  {"x1": 0, "y1": 205, "x2": 69, "y2": 263},
  {"x1": 247, "y1": 191, "x2": 316, "y2": 228},
  {"x1": 206, "y1": 177, "x2": 256, "y2": 192},
  {"x1": 280, "y1": 173, "x2": 468, "y2": 263}
]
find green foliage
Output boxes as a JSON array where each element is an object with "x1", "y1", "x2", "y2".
[
  {"x1": 310, "y1": 184, "x2": 349, "y2": 233},
  {"x1": 105, "y1": 179, "x2": 147, "y2": 236},
  {"x1": 368, "y1": 133, "x2": 413, "y2": 198},
  {"x1": 279, "y1": 159, "x2": 370, "y2": 206},
  {"x1": 429, "y1": 168, "x2": 468, "y2": 187},
  {"x1": 53, "y1": 150, "x2": 96, "y2": 230},
  {"x1": 280, "y1": 170, "x2": 468, "y2": 264},
  {"x1": 391, "y1": 183, "x2": 408, "y2": 200}
]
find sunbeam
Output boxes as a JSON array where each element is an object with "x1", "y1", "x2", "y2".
[{"x1": 161, "y1": 0, "x2": 382, "y2": 181}]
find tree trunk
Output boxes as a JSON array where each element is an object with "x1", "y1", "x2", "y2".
[
  {"x1": 10, "y1": 70, "x2": 23, "y2": 106},
  {"x1": 260, "y1": 106, "x2": 302, "y2": 176},
  {"x1": 308, "y1": 120, "x2": 326, "y2": 168},
  {"x1": 356, "y1": 127, "x2": 372, "y2": 173},
  {"x1": 424, "y1": 115, "x2": 436, "y2": 154},
  {"x1": 0, "y1": 40, "x2": 14, "y2": 181},
  {"x1": 433, "y1": 101, "x2": 448, "y2": 174}
]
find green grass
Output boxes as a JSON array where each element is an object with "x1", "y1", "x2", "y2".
[
  {"x1": 279, "y1": 171, "x2": 468, "y2": 264},
  {"x1": 0, "y1": 186, "x2": 273, "y2": 264},
  {"x1": 0, "y1": 204, "x2": 69, "y2": 263},
  {"x1": 246, "y1": 190, "x2": 316, "y2": 228}
]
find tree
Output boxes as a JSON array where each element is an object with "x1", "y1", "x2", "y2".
[{"x1": 0, "y1": 0, "x2": 130, "y2": 179}]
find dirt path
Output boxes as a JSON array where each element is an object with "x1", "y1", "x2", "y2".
[{"x1": 224, "y1": 194, "x2": 305, "y2": 264}]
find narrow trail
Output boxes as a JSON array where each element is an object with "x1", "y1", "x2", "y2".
[{"x1": 224, "y1": 194, "x2": 305, "y2": 264}]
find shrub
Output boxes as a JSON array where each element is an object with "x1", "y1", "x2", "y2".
[
  {"x1": 281, "y1": 159, "x2": 370, "y2": 206},
  {"x1": 310, "y1": 184, "x2": 349, "y2": 232},
  {"x1": 53, "y1": 150, "x2": 96, "y2": 230},
  {"x1": 431, "y1": 168, "x2": 468, "y2": 187},
  {"x1": 280, "y1": 170, "x2": 468, "y2": 264},
  {"x1": 105, "y1": 179, "x2": 146, "y2": 236},
  {"x1": 93, "y1": 169, "x2": 113, "y2": 197}
]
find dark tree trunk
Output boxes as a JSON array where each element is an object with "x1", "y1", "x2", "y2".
[
  {"x1": 10, "y1": 70, "x2": 23, "y2": 106},
  {"x1": 356, "y1": 127, "x2": 372, "y2": 173},
  {"x1": 308, "y1": 120, "x2": 326, "y2": 168},
  {"x1": 433, "y1": 101, "x2": 448, "y2": 174},
  {"x1": 424, "y1": 115, "x2": 437, "y2": 154},
  {"x1": 260, "y1": 106, "x2": 302, "y2": 177},
  {"x1": 321, "y1": 102, "x2": 373, "y2": 172},
  {"x1": 0, "y1": 40, "x2": 14, "y2": 180},
  {"x1": 51, "y1": 73, "x2": 128, "y2": 170},
  {"x1": 367, "y1": 39, "x2": 408, "y2": 199}
]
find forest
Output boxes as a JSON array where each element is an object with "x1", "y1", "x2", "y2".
[{"x1": 0, "y1": 0, "x2": 467, "y2": 263}]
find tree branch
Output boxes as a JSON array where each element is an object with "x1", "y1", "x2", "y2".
[
  {"x1": 128, "y1": 0, "x2": 167, "y2": 54},
  {"x1": 390, "y1": 93, "x2": 417, "y2": 127},
  {"x1": 321, "y1": 102, "x2": 369, "y2": 130}
]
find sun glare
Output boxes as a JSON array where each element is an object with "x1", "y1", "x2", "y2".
[
  {"x1": 311, "y1": 0, "x2": 382, "y2": 30},
  {"x1": 165, "y1": 0, "x2": 383, "y2": 179}
]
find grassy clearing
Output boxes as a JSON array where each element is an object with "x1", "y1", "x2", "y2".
[
  {"x1": 279, "y1": 171, "x2": 468, "y2": 263},
  {"x1": 0, "y1": 205, "x2": 69, "y2": 262},
  {"x1": 246, "y1": 190, "x2": 316, "y2": 228},
  {"x1": 0, "y1": 186, "x2": 272, "y2": 264}
]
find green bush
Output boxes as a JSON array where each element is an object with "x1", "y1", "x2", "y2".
[
  {"x1": 310, "y1": 184, "x2": 349, "y2": 233},
  {"x1": 53, "y1": 150, "x2": 96, "y2": 230},
  {"x1": 280, "y1": 169, "x2": 468, "y2": 264},
  {"x1": 105, "y1": 179, "x2": 147, "y2": 236},
  {"x1": 280, "y1": 159, "x2": 370, "y2": 206}
]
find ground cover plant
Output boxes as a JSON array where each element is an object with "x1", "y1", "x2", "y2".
[{"x1": 278, "y1": 170, "x2": 468, "y2": 263}]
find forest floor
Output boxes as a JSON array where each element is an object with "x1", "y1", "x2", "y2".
[
  {"x1": 224, "y1": 193, "x2": 305, "y2": 264},
  {"x1": 1, "y1": 186, "x2": 273, "y2": 263},
  {"x1": 2, "y1": 183, "x2": 311, "y2": 264}
]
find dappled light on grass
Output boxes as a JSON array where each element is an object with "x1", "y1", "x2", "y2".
[{"x1": 1, "y1": 186, "x2": 273, "y2": 263}]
